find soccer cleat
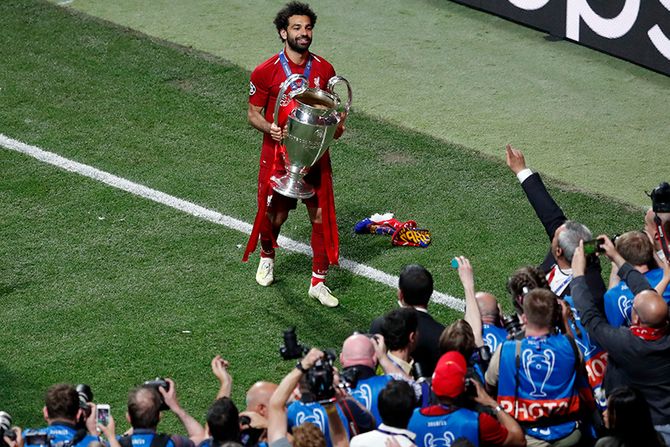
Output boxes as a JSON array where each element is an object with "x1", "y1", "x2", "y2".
[
  {"x1": 256, "y1": 257, "x2": 274, "y2": 286},
  {"x1": 308, "y1": 282, "x2": 339, "y2": 308}
]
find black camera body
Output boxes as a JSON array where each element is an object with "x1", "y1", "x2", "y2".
[
  {"x1": 143, "y1": 378, "x2": 170, "y2": 411},
  {"x1": 502, "y1": 314, "x2": 524, "y2": 340},
  {"x1": 279, "y1": 327, "x2": 308, "y2": 360},
  {"x1": 304, "y1": 351, "x2": 337, "y2": 403},
  {"x1": 649, "y1": 182, "x2": 670, "y2": 213},
  {"x1": 279, "y1": 328, "x2": 337, "y2": 403}
]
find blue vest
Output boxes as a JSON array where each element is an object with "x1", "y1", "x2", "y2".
[
  {"x1": 23, "y1": 424, "x2": 98, "y2": 447},
  {"x1": 123, "y1": 432, "x2": 175, "y2": 447},
  {"x1": 287, "y1": 401, "x2": 349, "y2": 447},
  {"x1": 349, "y1": 374, "x2": 393, "y2": 427},
  {"x1": 604, "y1": 268, "x2": 670, "y2": 327},
  {"x1": 408, "y1": 406, "x2": 479, "y2": 447},
  {"x1": 482, "y1": 324, "x2": 507, "y2": 354},
  {"x1": 497, "y1": 334, "x2": 580, "y2": 441},
  {"x1": 563, "y1": 295, "x2": 608, "y2": 411}
]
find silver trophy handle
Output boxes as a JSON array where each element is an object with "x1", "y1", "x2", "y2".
[
  {"x1": 326, "y1": 76, "x2": 352, "y2": 115},
  {"x1": 273, "y1": 73, "x2": 309, "y2": 126}
]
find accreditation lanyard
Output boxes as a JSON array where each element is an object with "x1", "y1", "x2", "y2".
[{"x1": 279, "y1": 50, "x2": 312, "y2": 90}]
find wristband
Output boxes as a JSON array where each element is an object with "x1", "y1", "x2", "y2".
[
  {"x1": 492, "y1": 405, "x2": 504, "y2": 414},
  {"x1": 295, "y1": 362, "x2": 308, "y2": 373}
]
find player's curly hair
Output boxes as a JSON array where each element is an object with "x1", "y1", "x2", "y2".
[
  {"x1": 274, "y1": 2, "x2": 317, "y2": 40},
  {"x1": 507, "y1": 266, "x2": 549, "y2": 313}
]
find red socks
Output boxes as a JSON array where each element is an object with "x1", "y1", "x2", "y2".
[{"x1": 311, "y1": 223, "x2": 328, "y2": 285}]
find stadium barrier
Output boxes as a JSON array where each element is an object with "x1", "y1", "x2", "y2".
[{"x1": 449, "y1": 0, "x2": 670, "y2": 76}]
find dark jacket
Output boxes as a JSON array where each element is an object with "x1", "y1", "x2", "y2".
[
  {"x1": 370, "y1": 309, "x2": 445, "y2": 377},
  {"x1": 571, "y1": 264, "x2": 670, "y2": 426}
]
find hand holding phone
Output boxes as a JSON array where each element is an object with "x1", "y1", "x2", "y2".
[{"x1": 96, "y1": 404, "x2": 110, "y2": 427}]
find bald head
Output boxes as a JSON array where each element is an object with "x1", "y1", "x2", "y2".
[
  {"x1": 245, "y1": 381, "x2": 277, "y2": 416},
  {"x1": 127, "y1": 387, "x2": 161, "y2": 429},
  {"x1": 475, "y1": 292, "x2": 499, "y2": 323},
  {"x1": 633, "y1": 290, "x2": 669, "y2": 329},
  {"x1": 340, "y1": 334, "x2": 376, "y2": 369}
]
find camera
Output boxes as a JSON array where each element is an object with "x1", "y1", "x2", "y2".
[
  {"x1": 304, "y1": 351, "x2": 337, "y2": 403},
  {"x1": 279, "y1": 327, "x2": 308, "y2": 360},
  {"x1": 502, "y1": 314, "x2": 524, "y2": 340},
  {"x1": 649, "y1": 182, "x2": 670, "y2": 213},
  {"x1": 0, "y1": 412, "x2": 16, "y2": 447},
  {"x1": 143, "y1": 378, "x2": 170, "y2": 411},
  {"x1": 23, "y1": 431, "x2": 50, "y2": 447}
]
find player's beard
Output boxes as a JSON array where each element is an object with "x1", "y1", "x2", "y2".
[{"x1": 286, "y1": 34, "x2": 311, "y2": 53}]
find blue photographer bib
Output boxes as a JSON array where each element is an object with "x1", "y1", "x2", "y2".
[
  {"x1": 483, "y1": 324, "x2": 508, "y2": 354},
  {"x1": 349, "y1": 374, "x2": 393, "y2": 427},
  {"x1": 497, "y1": 334, "x2": 580, "y2": 442},
  {"x1": 23, "y1": 424, "x2": 98, "y2": 447},
  {"x1": 287, "y1": 401, "x2": 349, "y2": 447},
  {"x1": 408, "y1": 406, "x2": 479, "y2": 447},
  {"x1": 119, "y1": 431, "x2": 175, "y2": 447},
  {"x1": 604, "y1": 268, "x2": 670, "y2": 327}
]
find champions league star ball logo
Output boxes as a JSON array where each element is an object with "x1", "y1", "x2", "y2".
[
  {"x1": 423, "y1": 431, "x2": 456, "y2": 447},
  {"x1": 618, "y1": 295, "x2": 633, "y2": 325},
  {"x1": 522, "y1": 348, "x2": 556, "y2": 398},
  {"x1": 295, "y1": 409, "x2": 326, "y2": 432}
]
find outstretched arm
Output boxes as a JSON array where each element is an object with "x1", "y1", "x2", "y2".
[
  {"x1": 455, "y1": 256, "x2": 484, "y2": 347},
  {"x1": 211, "y1": 355, "x2": 232, "y2": 399},
  {"x1": 160, "y1": 379, "x2": 207, "y2": 444}
]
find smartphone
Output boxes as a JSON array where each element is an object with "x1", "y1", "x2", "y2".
[
  {"x1": 583, "y1": 239, "x2": 597, "y2": 255},
  {"x1": 96, "y1": 404, "x2": 110, "y2": 427}
]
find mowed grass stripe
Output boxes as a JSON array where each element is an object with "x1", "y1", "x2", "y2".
[{"x1": 0, "y1": 0, "x2": 641, "y2": 430}]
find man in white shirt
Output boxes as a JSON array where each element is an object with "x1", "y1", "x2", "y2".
[{"x1": 350, "y1": 380, "x2": 417, "y2": 447}]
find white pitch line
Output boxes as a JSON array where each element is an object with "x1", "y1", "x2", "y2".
[{"x1": 0, "y1": 134, "x2": 465, "y2": 312}]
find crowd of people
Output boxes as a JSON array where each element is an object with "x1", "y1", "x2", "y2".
[{"x1": 3, "y1": 143, "x2": 670, "y2": 447}]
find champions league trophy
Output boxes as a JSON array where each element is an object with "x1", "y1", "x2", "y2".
[
  {"x1": 522, "y1": 348, "x2": 555, "y2": 398},
  {"x1": 271, "y1": 73, "x2": 352, "y2": 199}
]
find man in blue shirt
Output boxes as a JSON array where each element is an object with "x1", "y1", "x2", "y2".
[
  {"x1": 604, "y1": 231, "x2": 670, "y2": 327},
  {"x1": 23, "y1": 384, "x2": 98, "y2": 447},
  {"x1": 119, "y1": 379, "x2": 203, "y2": 447},
  {"x1": 339, "y1": 333, "x2": 394, "y2": 427}
]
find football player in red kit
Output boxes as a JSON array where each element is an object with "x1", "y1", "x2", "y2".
[{"x1": 243, "y1": 2, "x2": 345, "y2": 307}]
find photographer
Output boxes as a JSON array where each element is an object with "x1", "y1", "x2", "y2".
[
  {"x1": 454, "y1": 256, "x2": 507, "y2": 359},
  {"x1": 339, "y1": 334, "x2": 394, "y2": 428},
  {"x1": 23, "y1": 383, "x2": 98, "y2": 447},
  {"x1": 570, "y1": 236, "x2": 670, "y2": 445},
  {"x1": 370, "y1": 265, "x2": 445, "y2": 377},
  {"x1": 408, "y1": 352, "x2": 524, "y2": 447},
  {"x1": 485, "y1": 289, "x2": 585, "y2": 446},
  {"x1": 269, "y1": 349, "x2": 348, "y2": 447},
  {"x1": 120, "y1": 378, "x2": 204, "y2": 447},
  {"x1": 604, "y1": 231, "x2": 670, "y2": 327}
]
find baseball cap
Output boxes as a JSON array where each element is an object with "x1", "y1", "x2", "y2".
[{"x1": 431, "y1": 351, "x2": 467, "y2": 398}]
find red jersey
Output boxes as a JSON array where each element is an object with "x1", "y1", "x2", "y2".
[{"x1": 249, "y1": 51, "x2": 336, "y2": 167}]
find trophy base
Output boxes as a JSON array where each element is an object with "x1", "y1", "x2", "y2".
[{"x1": 270, "y1": 175, "x2": 315, "y2": 199}]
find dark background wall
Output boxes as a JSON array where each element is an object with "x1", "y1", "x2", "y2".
[{"x1": 450, "y1": 0, "x2": 670, "y2": 76}]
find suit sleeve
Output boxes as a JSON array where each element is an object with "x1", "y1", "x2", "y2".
[{"x1": 520, "y1": 173, "x2": 567, "y2": 242}]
